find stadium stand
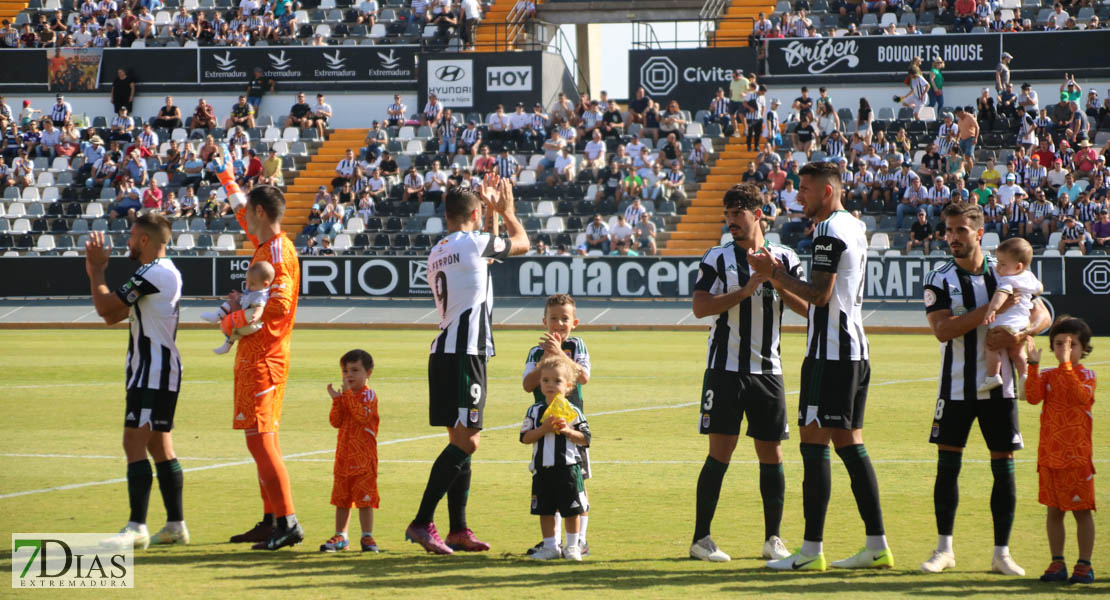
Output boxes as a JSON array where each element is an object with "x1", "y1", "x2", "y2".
[{"x1": 3, "y1": 0, "x2": 1110, "y2": 260}]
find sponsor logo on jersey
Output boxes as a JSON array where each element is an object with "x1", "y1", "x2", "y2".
[{"x1": 469, "y1": 408, "x2": 479, "y2": 422}]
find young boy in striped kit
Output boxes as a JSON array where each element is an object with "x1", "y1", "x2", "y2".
[
  {"x1": 522, "y1": 293, "x2": 592, "y2": 556},
  {"x1": 520, "y1": 354, "x2": 592, "y2": 561}
]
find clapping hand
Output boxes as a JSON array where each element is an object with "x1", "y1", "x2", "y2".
[
  {"x1": 84, "y1": 230, "x2": 111, "y2": 277},
  {"x1": 747, "y1": 247, "x2": 781, "y2": 278},
  {"x1": 1027, "y1": 345, "x2": 1042, "y2": 365},
  {"x1": 540, "y1": 331, "x2": 562, "y2": 357},
  {"x1": 327, "y1": 382, "x2": 347, "y2": 399}
]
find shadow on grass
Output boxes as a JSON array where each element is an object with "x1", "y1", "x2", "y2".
[{"x1": 133, "y1": 546, "x2": 1078, "y2": 594}]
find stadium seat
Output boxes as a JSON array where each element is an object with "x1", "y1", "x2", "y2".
[
  {"x1": 70, "y1": 219, "x2": 89, "y2": 234},
  {"x1": 517, "y1": 170, "x2": 537, "y2": 186},
  {"x1": 41, "y1": 188, "x2": 60, "y2": 203},
  {"x1": 918, "y1": 107, "x2": 937, "y2": 122},
  {"x1": 214, "y1": 234, "x2": 236, "y2": 252},
  {"x1": 869, "y1": 232, "x2": 891, "y2": 251},
  {"x1": 1042, "y1": 248, "x2": 1061, "y2": 257},
  {"x1": 282, "y1": 127, "x2": 300, "y2": 142},
  {"x1": 50, "y1": 157, "x2": 69, "y2": 173},
  {"x1": 21, "y1": 188, "x2": 41, "y2": 203},
  {"x1": 11, "y1": 218, "x2": 31, "y2": 234},
  {"x1": 423, "y1": 217, "x2": 444, "y2": 234},
  {"x1": 1065, "y1": 249, "x2": 1083, "y2": 257},
  {"x1": 2, "y1": 187, "x2": 18, "y2": 201},
  {"x1": 332, "y1": 234, "x2": 352, "y2": 251},
  {"x1": 542, "y1": 217, "x2": 565, "y2": 233},
  {"x1": 7, "y1": 203, "x2": 26, "y2": 218},
  {"x1": 982, "y1": 232, "x2": 1000, "y2": 251},
  {"x1": 91, "y1": 218, "x2": 108, "y2": 232},
  {"x1": 173, "y1": 233, "x2": 195, "y2": 250},
  {"x1": 84, "y1": 203, "x2": 104, "y2": 219},
  {"x1": 1047, "y1": 232, "x2": 1062, "y2": 248},
  {"x1": 534, "y1": 201, "x2": 555, "y2": 217},
  {"x1": 345, "y1": 217, "x2": 365, "y2": 234}
]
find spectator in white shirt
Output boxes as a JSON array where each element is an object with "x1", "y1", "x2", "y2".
[
  {"x1": 424, "y1": 159, "x2": 448, "y2": 205},
  {"x1": 109, "y1": 107, "x2": 135, "y2": 142},
  {"x1": 487, "y1": 104, "x2": 510, "y2": 144},
  {"x1": 526, "y1": 239, "x2": 554, "y2": 256},
  {"x1": 334, "y1": 148, "x2": 359, "y2": 188},
  {"x1": 422, "y1": 94, "x2": 443, "y2": 127},
  {"x1": 610, "y1": 214, "x2": 634, "y2": 246},
  {"x1": 460, "y1": 0, "x2": 481, "y2": 50},
  {"x1": 39, "y1": 120, "x2": 62, "y2": 160},
  {"x1": 312, "y1": 93, "x2": 332, "y2": 140},
  {"x1": 584, "y1": 213, "x2": 610, "y2": 254},
  {"x1": 581, "y1": 129, "x2": 606, "y2": 176},
  {"x1": 536, "y1": 128, "x2": 565, "y2": 178},
  {"x1": 402, "y1": 166, "x2": 424, "y2": 204},
  {"x1": 547, "y1": 146, "x2": 576, "y2": 186},
  {"x1": 358, "y1": 0, "x2": 379, "y2": 26}
]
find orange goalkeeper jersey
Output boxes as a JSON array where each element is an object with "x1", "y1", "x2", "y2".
[
  {"x1": 1026, "y1": 362, "x2": 1096, "y2": 470},
  {"x1": 330, "y1": 387, "x2": 379, "y2": 476},
  {"x1": 235, "y1": 208, "x2": 300, "y2": 382}
]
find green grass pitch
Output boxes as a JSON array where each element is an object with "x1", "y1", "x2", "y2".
[{"x1": 0, "y1": 329, "x2": 1106, "y2": 598}]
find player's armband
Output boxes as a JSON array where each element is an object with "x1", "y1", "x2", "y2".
[
  {"x1": 810, "y1": 235, "x2": 846, "y2": 273},
  {"x1": 923, "y1": 284, "x2": 951, "y2": 313}
]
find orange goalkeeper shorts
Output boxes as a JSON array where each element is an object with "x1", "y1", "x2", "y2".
[
  {"x1": 233, "y1": 362, "x2": 285, "y2": 433},
  {"x1": 331, "y1": 472, "x2": 379, "y2": 509},
  {"x1": 1039, "y1": 465, "x2": 1096, "y2": 511}
]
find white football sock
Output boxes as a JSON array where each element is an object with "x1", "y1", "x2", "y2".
[
  {"x1": 866, "y1": 535, "x2": 888, "y2": 551},
  {"x1": 937, "y1": 535, "x2": 953, "y2": 554},
  {"x1": 579, "y1": 515, "x2": 588, "y2": 543},
  {"x1": 336, "y1": 531, "x2": 348, "y2": 539},
  {"x1": 566, "y1": 532, "x2": 580, "y2": 550},
  {"x1": 801, "y1": 540, "x2": 822, "y2": 556},
  {"x1": 554, "y1": 513, "x2": 562, "y2": 542},
  {"x1": 361, "y1": 531, "x2": 373, "y2": 538},
  {"x1": 542, "y1": 536, "x2": 558, "y2": 551},
  {"x1": 166, "y1": 521, "x2": 185, "y2": 532},
  {"x1": 994, "y1": 545, "x2": 1010, "y2": 557}
]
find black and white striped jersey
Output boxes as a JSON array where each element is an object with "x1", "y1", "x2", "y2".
[
  {"x1": 694, "y1": 241, "x2": 802, "y2": 374},
  {"x1": 428, "y1": 231, "x2": 511, "y2": 356},
  {"x1": 745, "y1": 92, "x2": 765, "y2": 121},
  {"x1": 115, "y1": 258, "x2": 183, "y2": 392},
  {"x1": 523, "y1": 337, "x2": 591, "y2": 409},
  {"x1": 924, "y1": 257, "x2": 1017, "y2": 400},
  {"x1": 807, "y1": 210, "x2": 869, "y2": 361},
  {"x1": 520, "y1": 401, "x2": 591, "y2": 472}
]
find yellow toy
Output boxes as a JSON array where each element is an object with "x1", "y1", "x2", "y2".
[{"x1": 540, "y1": 393, "x2": 577, "y2": 434}]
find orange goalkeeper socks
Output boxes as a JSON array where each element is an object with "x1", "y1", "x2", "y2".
[{"x1": 246, "y1": 432, "x2": 295, "y2": 517}]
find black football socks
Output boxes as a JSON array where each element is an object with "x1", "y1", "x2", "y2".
[
  {"x1": 415, "y1": 444, "x2": 469, "y2": 525},
  {"x1": 836, "y1": 444, "x2": 886, "y2": 536},
  {"x1": 127, "y1": 460, "x2": 153, "y2": 524},
  {"x1": 990, "y1": 457, "x2": 1016, "y2": 547},
  {"x1": 800, "y1": 443, "x2": 831, "y2": 543},
  {"x1": 760, "y1": 462, "x2": 786, "y2": 540},
  {"x1": 934, "y1": 450, "x2": 962, "y2": 536},
  {"x1": 447, "y1": 456, "x2": 472, "y2": 532},
  {"x1": 155, "y1": 458, "x2": 184, "y2": 522},
  {"x1": 693, "y1": 456, "x2": 728, "y2": 543}
]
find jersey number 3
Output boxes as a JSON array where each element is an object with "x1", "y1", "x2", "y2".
[{"x1": 703, "y1": 389, "x2": 714, "y2": 411}]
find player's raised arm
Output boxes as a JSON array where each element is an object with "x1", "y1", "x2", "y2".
[
  {"x1": 491, "y1": 176, "x2": 530, "y2": 256},
  {"x1": 85, "y1": 231, "x2": 130, "y2": 325}
]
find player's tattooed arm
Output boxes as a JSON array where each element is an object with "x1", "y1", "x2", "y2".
[{"x1": 770, "y1": 267, "x2": 836, "y2": 307}]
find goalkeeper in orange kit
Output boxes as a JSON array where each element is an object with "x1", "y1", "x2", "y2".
[
  {"x1": 212, "y1": 148, "x2": 304, "y2": 551},
  {"x1": 1025, "y1": 316, "x2": 1097, "y2": 585},
  {"x1": 320, "y1": 349, "x2": 381, "y2": 554},
  {"x1": 519, "y1": 355, "x2": 591, "y2": 561}
]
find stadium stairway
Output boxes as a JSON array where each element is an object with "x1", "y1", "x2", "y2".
[
  {"x1": 708, "y1": 0, "x2": 774, "y2": 47},
  {"x1": 659, "y1": 136, "x2": 755, "y2": 256},
  {"x1": 236, "y1": 128, "x2": 368, "y2": 254},
  {"x1": 0, "y1": 0, "x2": 27, "y2": 23},
  {"x1": 474, "y1": 0, "x2": 540, "y2": 50}
]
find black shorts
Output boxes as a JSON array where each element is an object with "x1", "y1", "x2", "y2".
[
  {"x1": 798, "y1": 358, "x2": 870, "y2": 430},
  {"x1": 929, "y1": 397, "x2": 1024, "y2": 452},
  {"x1": 530, "y1": 465, "x2": 588, "y2": 517},
  {"x1": 428, "y1": 353, "x2": 487, "y2": 429},
  {"x1": 124, "y1": 387, "x2": 179, "y2": 432},
  {"x1": 699, "y1": 369, "x2": 789, "y2": 441}
]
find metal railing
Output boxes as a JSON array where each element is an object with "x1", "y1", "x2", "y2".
[
  {"x1": 700, "y1": 0, "x2": 731, "y2": 19},
  {"x1": 631, "y1": 16, "x2": 755, "y2": 49}
]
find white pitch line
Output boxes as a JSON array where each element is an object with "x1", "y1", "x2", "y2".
[
  {"x1": 586, "y1": 307, "x2": 611, "y2": 324},
  {"x1": 326, "y1": 307, "x2": 355, "y2": 323},
  {"x1": 0, "y1": 306, "x2": 24, "y2": 320},
  {"x1": 71, "y1": 309, "x2": 97, "y2": 323},
  {"x1": 675, "y1": 311, "x2": 696, "y2": 326},
  {"x1": 415, "y1": 308, "x2": 439, "y2": 323},
  {"x1": 861, "y1": 308, "x2": 878, "y2": 322},
  {"x1": 498, "y1": 306, "x2": 525, "y2": 324},
  {"x1": 0, "y1": 373, "x2": 1066, "y2": 500}
]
